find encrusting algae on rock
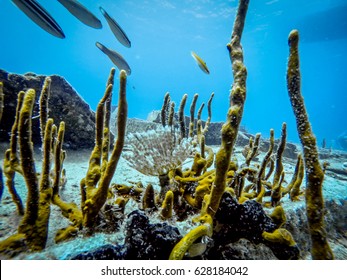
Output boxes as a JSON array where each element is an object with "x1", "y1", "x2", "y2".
[{"x1": 0, "y1": 0, "x2": 338, "y2": 260}]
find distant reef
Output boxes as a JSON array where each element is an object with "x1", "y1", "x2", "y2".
[
  {"x1": 0, "y1": 69, "x2": 299, "y2": 159},
  {"x1": 0, "y1": 69, "x2": 95, "y2": 149}
]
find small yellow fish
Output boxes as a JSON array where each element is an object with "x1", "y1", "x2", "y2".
[{"x1": 191, "y1": 51, "x2": 210, "y2": 74}]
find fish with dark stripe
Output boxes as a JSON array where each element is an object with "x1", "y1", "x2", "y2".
[
  {"x1": 96, "y1": 42, "x2": 131, "y2": 75},
  {"x1": 57, "y1": 0, "x2": 102, "y2": 29},
  {"x1": 12, "y1": 0, "x2": 65, "y2": 38},
  {"x1": 100, "y1": 7, "x2": 131, "y2": 48}
]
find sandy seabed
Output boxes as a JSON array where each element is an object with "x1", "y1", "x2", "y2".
[{"x1": 0, "y1": 143, "x2": 346, "y2": 260}]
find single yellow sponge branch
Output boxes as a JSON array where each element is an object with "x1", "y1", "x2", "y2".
[
  {"x1": 161, "y1": 92, "x2": 170, "y2": 127},
  {"x1": 271, "y1": 122, "x2": 286, "y2": 207},
  {"x1": 178, "y1": 94, "x2": 188, "y2": 139},
  {"x1": 286, "y1": 29, "x2": 333, "y2": 260},
  {"x1": 18, "y1": 89, "x2": 39, "y2": 228},
  {"x1": 39, "y1": 77, "x2": 51, "y2": 142},
  {"x1": 161, "y1": 190, "x2": 174, "y2": 220},
  {"x1": 189, "y1": 93, "x2": 199, "y2": 138},
  {"x1": 3, "y1": 90, "x2": 25, "y2": 215},
  {"x1": 262, "y1": 228, "x2": 296, "y2": 247}
]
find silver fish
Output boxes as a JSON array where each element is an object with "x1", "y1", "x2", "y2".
[
  {"x1": 99, "y1": 7, "x2": 131, "y2": 48},
  {"x1": 12, "y1": 0, "x2": 65, "y2": 38},
  {"x1": 58, "y1": 0, "x2": 102, "y2": 29},
  {"x1": 96, "y1": 42, "x2": 131, "y2": 75},
  {"x1": 187, "y1": 243, "x2": 207, "y2": 258}
]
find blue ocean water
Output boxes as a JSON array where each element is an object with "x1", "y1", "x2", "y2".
[{"x1": 0, "y1": 0, "x2": 346, "y2": 147}]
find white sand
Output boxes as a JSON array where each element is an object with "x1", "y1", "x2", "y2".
[{"x1": 0, "y1": 143, "x2": 346, "y2": 259}]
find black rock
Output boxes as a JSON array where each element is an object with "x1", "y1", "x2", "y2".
[
  {"x1": 125, "y1": 210, "x2": 182, "y2": 260},
  {"x1": 215, "y1": 193, "x2": 277, "y2": 243},
  {"x1": 208, "y1": 192, "x2": 300, "y2": 260}
]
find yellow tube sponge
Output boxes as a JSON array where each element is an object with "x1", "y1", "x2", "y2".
[
  {"x1": 178, "y1": 94, "x2": 188, "y2": 139},
  {"x1": 197, "y1": 102, "x2": 205, "y2": 121},
  {"x1": 289, "y1": 154, "x2": 304, "y2": 201},
  {"x1": 161, "y1": 92, "x2": 170, "y2": 127},
  {"x1": 3, "y1": 91, "x2": 25, "y2": 214},
  {"x1": 102, "y1": 68, "x2": 116, "y2": 173},
  {"x1": 244, "y1": 133, "x2": 261, "y2": 166},
  {"x1": 33, "y1": 118, "x2": 54, "y2": 250},
  {"x1": 189, "y1": 93, "x2": 198, "y2": 138},
  {"x1": 83, "y1": 70, "x2": 128, "y2": 229},
  {"x1": 161, "y1": 190, "x2": 174, "y2": 220},
  {"x1": 202, "y1": 106, "x2": 241, "y2": 217},
  {"x1": 142, "y1": 183, "x2": 156, "y2": 210},
  {"x1": 190, "y1": 153, "x2": 207, "y2": 177},
  {"x1": 262, "y1": 228, "x2": 296, "y2": 247},
  {"x1": 52, "y1": 121, "x2": 65, "y2": 197},
  {"x1": 202, "y1": 92, "x2": 214, "y2": 134},
  {"x1": 39, "y1": 77, "x2": 51, "y2": 141},
  {"x1": 168, "y1": 101, "x2": 175, "y2": 128},
  {"x1": 269, "y1": 205, "x2": 286, "y2": 228},
  {"x1": 17, "y1": 90, "x2": 53, "y2": 250},
  {"x1": 169, "y1": 214, "x2": 213, "y2": 260},
  {"x1": 286, "y1": 30, "x2": 333, "y2": 259},
  {"x1": 271, "y1": 122, "x2": 287, "y2": 207},
  {"x1": 202, "y1": 0, "x2": 249, "y2": 216},
  {"x1": 256, "y1": 129, "x2": 274, "y2": 203},
  {"x1": 18, "y1": 89, "x2": 39, "y2": 228},
  {"x1": 1, "y1": 91, "x2": 56, "y2": 253}
]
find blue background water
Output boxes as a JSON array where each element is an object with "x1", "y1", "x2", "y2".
[{"x1": 0, "y1": 0, "x2": 346, "y2": 148}]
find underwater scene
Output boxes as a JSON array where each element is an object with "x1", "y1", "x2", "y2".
[{"x1": 0, "y1": 0, "x2": 346, "y2": 260}]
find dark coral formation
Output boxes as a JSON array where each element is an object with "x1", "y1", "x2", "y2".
[
  {"x1": 71, "y1": 194, "x2": 301, "y2": 260},
  {"x1": 71, "y1": 210, "x2": 182, "y2": 260},
  {"x1": 124, "y1": 210, "x2": 182, "y2": 259},
  {"x1": 212, "y1": 193, "x2": 300, "y2": 260}
]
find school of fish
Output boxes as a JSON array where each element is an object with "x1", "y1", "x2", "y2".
[{"x1": 11, "y1": 0, "x2": 210, "y2": 75}]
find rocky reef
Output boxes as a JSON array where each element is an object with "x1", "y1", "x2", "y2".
[{"x1": 0, "y1": 69, "x2": 95, "y2": 150}]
